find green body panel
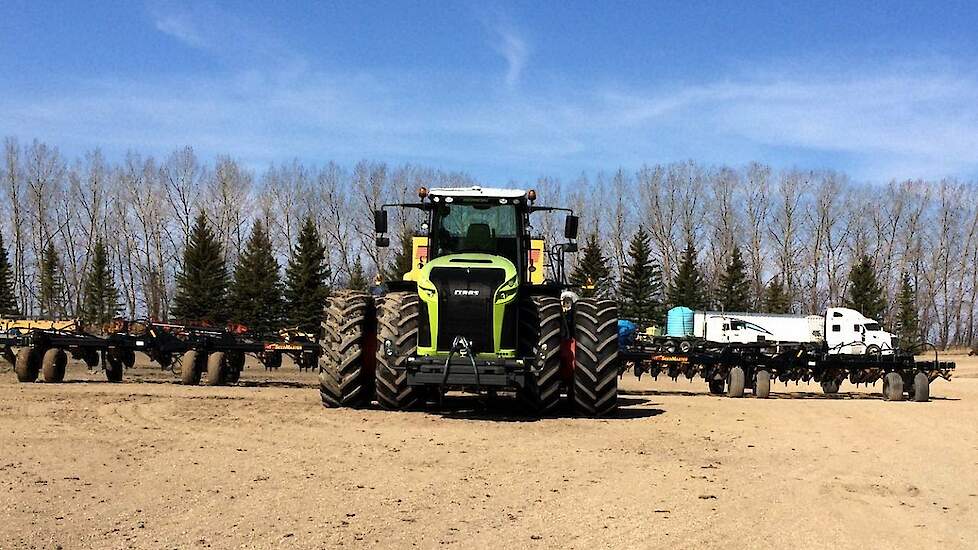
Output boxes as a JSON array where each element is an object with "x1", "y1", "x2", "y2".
[{"x1": 415, "y1": 253, "x2": 519, "y2": 357}]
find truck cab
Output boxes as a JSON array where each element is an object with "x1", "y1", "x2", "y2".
[{"x1": 824, "y1": 307, "x2": 895, "y2": 355}]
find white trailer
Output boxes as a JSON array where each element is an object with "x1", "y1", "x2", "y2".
[{"x1": 685, "y1": 307, "x2": 894, "y2": 355}]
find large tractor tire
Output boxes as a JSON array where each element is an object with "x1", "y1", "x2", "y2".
[
  {"x1": 375, "y1": 292, "x2": 423, "y2": 411},
  {"x1": 14, "y1": 347, "x2": 41, "y2": 383},
  {"x1": 205, "y1": 352, "x2": 227, "y2": 386},
  {"x1": 179, "y1": 350, "x2": 203, "y2": 385},
  {"x1": 571, "y1": 298, "x2": 619, "y2": 417},
  {"x1": 105, "y1": 353, "x2": 124, "y2": 383},
  {"x1": 517, "y1": 295, "x2": 563, "y2": 414},
  {"x1": 41, "y1": 348, "x2": 67, "y2": 383},
  {"x1": 319, "y1": 291, "x2": 375, "y2": 408}
]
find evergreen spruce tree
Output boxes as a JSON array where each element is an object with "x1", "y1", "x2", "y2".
[
  {"x1": 895, "y1": 272, "x2": 920, "y2": 350},
  {"x1": 171, "y1": 212, "x2": 230, "y2": 324},
  {"x1": 617, "y1": 227, "x2": 664, "y2": 328},
  {"x1": 387, "y1": 225, "x2": 415, "y2": 281},
  {"x1": 348, "y1": 258, "x2": 368, "y2": 291},
  {"x1": 667, "y1": 239, "x2": 706, "y2": 310},
  {"x1": 39, "y1": 241, "x2": 63, "y2": 318},
  {"x1": 570, "y1": 232, "x2": 612, "y2": 298},
  {"x1": 0, "y1": 234, "x2": 18, "y2": 316},
  {"x1": 284, "y1": 216, "x2": 330, "y2": 334},
  {"x1": 717, "y1": 246, "x2": 751, "y2": 311},
  {"x1": 845, "y1": 254, "x2": 886, "y2": 320},
  {"x1": 81, "y1": 237, "x2": 119, "y2": 326},
  {"x1": 229, "y1": 220, "x2": 284, "y2": 335},
  {"x1": 764, "y1": 275, "x2": 791, "y2": 313}
]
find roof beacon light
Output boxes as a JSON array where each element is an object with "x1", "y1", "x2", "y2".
[
  {"x1": 418, "y1": 186, "x2": 428, "y2": 199},
  {"x1": 527, "y1": 189, "x2": 537, "y2": 202}
]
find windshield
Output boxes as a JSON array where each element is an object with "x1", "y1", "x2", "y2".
[
  {"x1": 864, "y1": 323, "x2": 881, "y2": 331},
  {"x1": 432, "y1": 202, "x2": 520, "y2": 260}
]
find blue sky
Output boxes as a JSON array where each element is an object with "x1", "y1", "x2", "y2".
[{"x1": 2, "y1": 0, "x2": 978, "y2": 182}]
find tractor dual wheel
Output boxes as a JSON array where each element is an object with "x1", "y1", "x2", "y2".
[
  {"x1": 179, "y1": 350, "x2": 204, "y2": 385},
  {"x1": 571, "y1": 298, "x2": 619, "y2": 417},
  {"x1": 375, "y1": 292, "x2": 423, "y2": 411},
  {"x1": 319, "y1": 291, "x2": 376, "y2": 408},
  {"x1": 517, "y1": 295, "x2": 563, "y2": 415},
  {"x1": 41, "y1": 348, "x2": 68, "y2": 383},
  {"x1": 14, "y1": 347, "x2": 42, "y2": 383}
]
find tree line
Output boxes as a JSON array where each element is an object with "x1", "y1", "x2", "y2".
[{"x1": 1, "y1": 137, "x2": 976, "y2": 347}]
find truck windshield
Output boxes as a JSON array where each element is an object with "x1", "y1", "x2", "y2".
[
  {"x1": 864, "y1": 323, "x2": 881, "y2": 331},
  {"x1": 431, "y1": 202, "x2": 519, "y2": 261}
]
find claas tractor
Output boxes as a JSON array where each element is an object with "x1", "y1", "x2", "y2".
[{"x1": 318, "y1": 186, "x2": 619, "y2": 416}]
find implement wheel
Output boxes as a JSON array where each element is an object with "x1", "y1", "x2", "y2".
[
  {"x1": 105, "y1": 353, "x2": 124, "y2": 383},
  {"x1": 518, "y1": 295, "x2": 563, "y2": 415},
  {"x1": 571, "y1": 299, "x2": 619, "y2": 417},
  {"x1": 41, "y1": 348, "x2": 67, "y2": 383},
  {"x1": 179, "y1": 350, "x2": 203, "y2": 385},
  {"x1": 375, "y1": 292, "x2": 423, "y2": 410},
  {"x1": 882, "y1": 372, "x2": 904, "y2": 401},
  {"x1": 820, "y1": 380, "x2": 840, "y2": 394},
  {"x1": 319, "y1": 291, "x2": 375, "y2": 408},
  {"x1": 708, "y1": 378, "x2": 725, "y2": 395},
  {"x1": 910, "y1": 372, "x2": 929, "y2": 402},
  {"x1": 726, "y1": 367, "x2": 745, "y2": 398},
  {"x1": 205, "y1": 352, "x2": 227, "y2": 386},
  {"x1": 754, "y1": 369, "x2": 771, "y2": 398},
  {"x1": 14, "y1": 347, "x2": 41, "y2": 383},
  {"x1": 226, "y1": 352, "x2": 245, "y2": 384}
]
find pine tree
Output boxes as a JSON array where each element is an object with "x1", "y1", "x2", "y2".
[
  {"x1": 284, "y1": 216, "x2": 330, "y2": 334},
  {"x1": 764, "y1": 275, "x2": 791, "y2": 314},
  {"x1": 229, "y1": 220, "x2": 284, "y2": 335},
  {"x1": 895, "y1": 272, "x2": 920, "y2": 350},
  {"x1": 617, "y1": 227, "x2": 664, "y2": 328},
  {"x1": 0, "y1": 234, "x2": 18, "y2": 316},
  {"x1": 81, "y1": 237, "x2": 119, "y2": 327},
  {"x1": 171, "y1": 212, "x2": 230, "y2": 324},
  {"x1": 387, "y1": 225, "x2": 414, "y2": 281},
  {"x1": 845, "y1": 254, "x2": 885, "y2": 320},
  {"x1": 39, "y1": 241, "x2": 63, "y2": 319},
  {"x1": 570, "y1": 232, "x2": 612, "y2": 298},
  {"x1": 348, "y1": 257, "x2": 368, "y2": 291},
  {"x1": 667, "y1": 239, "x2": 706, "y2": 310},
  {"x1": 717, "y1": 246, "x2": 751, "y2": 311}
]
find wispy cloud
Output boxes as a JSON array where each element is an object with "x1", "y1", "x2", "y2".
[{"x1": 485, "y1": 18, "x2": 528, "y2": 88}]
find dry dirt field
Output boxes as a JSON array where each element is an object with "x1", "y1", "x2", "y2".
[{"x1": 1, "y1": 354, "x2": 976, "y2": 549}]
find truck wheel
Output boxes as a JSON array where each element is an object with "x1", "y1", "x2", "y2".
[
  {"x1": 179, "y1": 350, "x2": 203, "y2": 385},
  {"x1": 105, "y1": 353, "x2": 124, "y2": 382},
  {"x1": 14, "y1": 347, "x2": 41, "y2": 383},
  {"x1": 375, "y1": 292, "x2": 422, "y2": 410},
  {"x1": 205, "y1": 352, "x2": 227, "y2": 386},
  {"x1": 911, "y1": 372, "x2": 929, "y2": 402},
  {"x1": 820, "y1": 380, "x2": 840, "y2": 394},
  {"x1": 571, "y1": 299, "x2": 619, "y2": 417},
  {"x1": 866, "y1": 345, "x2": 881, "y2": 355},
  {"x1": 882, "y1": 372, "x2": 904, "y2": 401},
  {"x1": 663, "y1": 340, "x2": 678, "y2": 353},
  {"x1": 678, "y1": 340, "x2": 693, "y2": 353},
  {"x1": 726, "y1": 367, "x2": 745, "y2": 398},
  {"x1": 754, "y1": 369, "x2": 771, "y2": 398},
  {"x1": 517, "y1": 295, "x2": 563, "y2": 414},
  {"x1": 41, "y1": 348, "x2": 67, "y2": 383},
  {"x1": 320, "y1": 291, "x2": 375, "y2": 408},
  {"x1": 708, "y1": 378, "x2": 725, "y2": 394}
]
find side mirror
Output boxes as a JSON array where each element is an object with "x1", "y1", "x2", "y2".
[
  {"x1": 376, "y1": 236, "x2": 390, "y2": 248},
  {"x1": 564, "y1": 215, "x2": 579, "y2": 240},
  {"x1": 563, "y1": 242, "x2": 578, "y2": 253},
  {"x1": 374, "y1": 209, "x2": 388, "y2": 234}
]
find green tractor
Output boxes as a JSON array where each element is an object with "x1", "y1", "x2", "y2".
[{"x1": 319, "y1": 186, "x2": 619, "y2": 416}]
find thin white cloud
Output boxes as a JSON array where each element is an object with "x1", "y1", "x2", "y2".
[{"x1": 484, "y1": 18, "x2": 528, "y2": 89}]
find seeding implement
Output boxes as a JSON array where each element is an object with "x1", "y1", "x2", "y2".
[{"x1": 319, "y1": 186, "x2": 621, "y2": 416}]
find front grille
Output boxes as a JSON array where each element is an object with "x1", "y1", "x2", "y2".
[{"x1": 430, "y1": 266, "x2": 505, "y2": 353}]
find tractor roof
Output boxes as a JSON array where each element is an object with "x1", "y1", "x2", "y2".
[{"x1": 428, "y1": 186, "x2": 527, "y2": 199}]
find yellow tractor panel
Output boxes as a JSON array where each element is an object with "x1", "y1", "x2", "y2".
[
  {"x1": 528, "y1": 239, "x2": 545, "y2": 284},
  {"x1": 403, "y1": 236, "x2": 430, "y2": 281}
]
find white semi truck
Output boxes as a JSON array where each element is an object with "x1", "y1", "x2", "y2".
[{"x1": 670, "y1": 307, "x2": 895, "y2": 355}]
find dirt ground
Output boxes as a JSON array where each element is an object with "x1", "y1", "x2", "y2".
[{"x1": 1, "y1": 354, "x2": 976, "y2": 549}]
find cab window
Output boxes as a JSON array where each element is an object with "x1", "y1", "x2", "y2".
[
  {"x1": 864, "y1": 323, "x2": 881, "y2": 331},
  {"x1": 431, "y1": 202, "x2": 520, "y2": 264}
]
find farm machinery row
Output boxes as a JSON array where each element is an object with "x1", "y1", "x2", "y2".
[
  {"x1": 0, "y1": 317, "x2": 320, "y2": 385},
  {"x1": 620, "y1": 336, "x2": 955, "y2": 402}
]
